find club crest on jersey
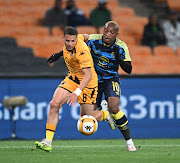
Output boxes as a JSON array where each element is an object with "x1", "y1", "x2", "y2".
[
  {"x1": 60, "y1": 81, "x2": 66, "y2": 85},
  {"x1": 93, "y1": 50, "x2": 98, "y2": 54},
  {"x1": 111, "y1": 52, "x2": 116, "y2": 58},
  {"x1": 98, "y1": 56, "x2": 109, "y2": 67}
]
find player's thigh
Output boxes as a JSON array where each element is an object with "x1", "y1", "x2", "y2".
[
  {"x1": 96, "y1": 83, "x2": 104, "y2": 107},
  {"x1": 80, "y1": 104, "x2": 95, "y2": 116},
  {"x1": 59, "y1": 76, "x2": 78, "y2": 93},
  {"x1": 51, "y1": 87, "x2": 70, "y2": 109},
  {"x1": 104, "y1": 78, "x2": 121, "y2": 113},
  {"x1": 79, "y1": 86, "x2": 98, "y2": 116},
  {"x1": 51, "y1": 77, "x2": 75, "y2": 108},
  {"x1": 104, "y1": 78, "x2": 121, "y2": 99}
]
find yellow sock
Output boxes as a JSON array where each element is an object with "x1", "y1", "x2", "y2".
[
  {"x1": 112, "y1": 110, "x2": 128, "y2": 129},
  {"x1": 100, "y1": 111, "x2": 109, "y2": 121},
  {"x1": 46, "y1": 123, "x2": 56, "y2": 142},
  {"x1": 112, "y1": 110, "x2": 124, "y2": 120}
]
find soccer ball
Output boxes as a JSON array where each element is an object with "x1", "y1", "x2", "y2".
[{"x1": 77, "y1": 115, "x2": 98, "y2": 136}]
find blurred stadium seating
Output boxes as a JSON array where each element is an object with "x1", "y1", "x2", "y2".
[
  {"x1": 0, "y1": 37, "x2": 67, "y2": 75},
  {"x1": 0, "y1": 0, "x2": 179, "y2": 75},
  {"x1": 155, "y1": 0, "x2": 180, "y2": 12},
  {"x1": 167, "y1": 0, "x2": 180, "y2": 12}
]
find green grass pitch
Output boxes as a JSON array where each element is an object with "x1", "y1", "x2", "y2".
[{"x1": 0, "y1": 139, "x2": 180, "y2": 163}]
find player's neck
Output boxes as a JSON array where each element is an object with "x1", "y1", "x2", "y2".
[{"x1": 66, "y1": 47, "x2": 76, "y2": 56}]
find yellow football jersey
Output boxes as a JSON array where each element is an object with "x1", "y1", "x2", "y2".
[{"x1": 63, "y1": 38, "x2": 98, "y2": 88}]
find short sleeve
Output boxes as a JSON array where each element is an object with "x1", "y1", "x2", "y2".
[{"x1": 115, "y1": 39, "x2": 131, "y2": 61}]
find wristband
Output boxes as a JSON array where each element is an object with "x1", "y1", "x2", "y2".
[{"x1": 73, "y1": 88, "x2": 82, "y2": 96}]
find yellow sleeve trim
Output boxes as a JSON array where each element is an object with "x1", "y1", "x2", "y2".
[
  {"x1": 124, "y1": 59, "x2": 131, "y2": 61},
  {"x1": 115, "y1": 38, "x2": 131, "y2": 61},
  {"x1": 89, "y1": 34, "x2": 103, "y2": 40}
]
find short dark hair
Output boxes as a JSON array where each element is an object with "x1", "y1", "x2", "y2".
[{"x1": 64, "y1": 26, "x2": 78, "y2": 36}]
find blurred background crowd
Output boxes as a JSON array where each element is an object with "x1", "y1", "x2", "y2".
[{"x1": 0, "y1": 0, "x2": 180, "y2": 76}]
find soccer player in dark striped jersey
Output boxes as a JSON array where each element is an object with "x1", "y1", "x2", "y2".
[
  {"x1": 84, "y1": 21, "x2": 136, "y2": 151},
  {"x1": 47, "y1": 21, "x2": 137, "y2": 151}
]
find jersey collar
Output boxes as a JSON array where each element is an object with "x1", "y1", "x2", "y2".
[{"x1": 65, "y1": 47, "x2": 76, "y2": 56}]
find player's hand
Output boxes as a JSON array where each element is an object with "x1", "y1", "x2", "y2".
[
  {"x1": 67, "y1": 93, "x2": 78, "y2": 106},
  {"x1": 113, "y1": 45, "x2": 123, "y2": 62},
  {"x1": 47, "y1": 51, "x2": 63, "y2": 64}
]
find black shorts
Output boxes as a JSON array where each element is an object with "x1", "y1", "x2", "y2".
[{"x1": 96, "y1": 77, "x2": 121, "y2": 107}]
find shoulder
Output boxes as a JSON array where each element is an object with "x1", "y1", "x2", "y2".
[
  {"x1": 75, "y1": 39, "x2": 91, "y2": 59},
  {"x1": 77, "y1": 34, "x2": 85, "y2": 41},
  {"x1": 76, "y1": 39, "x2": 89, "y2": 51},
  {"x1": 90, "y1": 8, "x2": 98, "y2": 13},
  {"x1": 88, "y1": 34, "x2": 103, "y2": 41},
  {"x1": 115, "y1": 38, "x2": 131, "y2": 60},
  {"x1": 46, "y1": 8, "x2": 54, "y2": 14},
  {"x1": 115, "y1": 38, "x2": 128, "y2": 49},
  {"x1": 105, "y1": 8, "x2": 111, "y2": 13}
]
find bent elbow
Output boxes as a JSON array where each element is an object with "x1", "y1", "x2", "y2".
[{"x1": 127, "y1": 65, "x2": 132, "y2": 74}]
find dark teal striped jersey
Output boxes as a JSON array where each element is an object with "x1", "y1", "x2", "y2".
[{"x1": 87, "y1": 34, "x2": 131, "y2": 83}]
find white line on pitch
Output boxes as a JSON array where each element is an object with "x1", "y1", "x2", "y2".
[{"x1": 0, "y1": 144, "x2": 180, "y2": 149}]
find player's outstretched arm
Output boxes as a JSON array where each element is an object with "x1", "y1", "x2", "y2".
[
  {"x1": 47, "y1": 51, "x2": 63, "y2": 64},
  {"x1": 78, "y1": 68, "x2": 92, "y2": 91}
]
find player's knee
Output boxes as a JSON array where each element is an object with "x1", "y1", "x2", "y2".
[
  {"x1": 108, "y1": 102, "x2": 119, "y2": 114},
  {"x1": 50, "y1": 100, "x2": 60, "y2": 110}
]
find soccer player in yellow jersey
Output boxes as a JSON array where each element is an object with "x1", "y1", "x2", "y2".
[{"x1": 35, "y1": 27, "x2": 115, "y2": 152}]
